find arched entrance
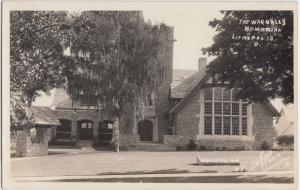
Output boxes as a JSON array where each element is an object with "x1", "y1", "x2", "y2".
[
  {"x1": 77, "y1": 120, "x2": 93, "y2": 140},
  {"x1": 99, "y1": 120, "x2": 113, "y2": 146},
  {"x1": 138, "y1": 120, "x2": 153, "y2": 142},
  {"x1": 57, "y1": 119, "x2": 72, "y2": 140}
]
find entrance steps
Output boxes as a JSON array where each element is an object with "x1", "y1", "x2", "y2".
[
  {"x1": 132, "y1": 142, "x2": 175, "y2": 152},
  {"x1": 76, "y1": 140, "x2": 95, "y2": 152}
]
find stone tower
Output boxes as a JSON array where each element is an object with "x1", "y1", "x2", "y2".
[{"x1": 155, "y1": 25, "x2": 175, "y2": 142}]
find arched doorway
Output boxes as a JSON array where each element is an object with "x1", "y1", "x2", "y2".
[
  {"x1": 57, "y1": 119, "x2": 72, "y2": 140},
  {"x1": 77, "y1": 120, "x2": 93, "y2": 140},
  {"x1": 138, "y1": 120, "x2": 153, "y2": 142},
  {"x1": 99, "y1": 120, "x2": 113, "y2": 146}
]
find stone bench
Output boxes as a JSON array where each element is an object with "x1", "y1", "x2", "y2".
[{"x1": 196, "y1": 156, "x2": 240, "y2": 166}]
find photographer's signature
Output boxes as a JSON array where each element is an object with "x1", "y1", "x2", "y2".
[{"x1": 237, "y1": 151, "x2": 291, "y2": 172}]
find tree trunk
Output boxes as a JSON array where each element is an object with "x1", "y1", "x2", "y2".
[{"x1": 112, "y1": 116, "x2": 120, "y2": 152}]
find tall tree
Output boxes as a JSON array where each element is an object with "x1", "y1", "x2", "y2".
[
  {"x1": 64, "y1": 11, "x2": 164, "y2": 151},
  {"x1": 10, "y1": 11, "x2": 69, "y2": 107},
  {"x1": 203, "y1": 11, "x2": 293, "y2": 104},
  {"x1": 10, "y1": 11, "x2": 69, "y2": 126}
]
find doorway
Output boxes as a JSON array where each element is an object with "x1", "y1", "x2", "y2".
[
  {"x1": 77, "y1": 120, "x2": 93, "y2": 140},
  {"x1": 138, "y1": 120, "x2": 153, "y2": 142}
]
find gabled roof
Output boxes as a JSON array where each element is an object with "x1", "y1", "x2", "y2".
[
  {"x1": 51, "y1": 87, "x2": 73, "y2": 108},
  {"x1": 29, "y1": 106, "x2": 60, "y2": 126},
  {"x1": 169, "y1": 69, "x2": 281, "y2": 117},
  {"x1": 171, "y1": 69, "x2": 205, "y2": 99},
  {"x1": 169, "y1": 70, "x2": 210, "y2": 113}
]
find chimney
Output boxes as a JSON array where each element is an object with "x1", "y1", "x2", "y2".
[{"x1": 198, "y1": 57, "x2": 207, "y2": 71}]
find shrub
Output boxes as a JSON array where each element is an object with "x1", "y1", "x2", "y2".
[
  {"x1": 197, "y1": 145, "x2": 207, "y2": 151},
  {"x1": 277, "y1": 135, "x2": 294, "y2": 147},
  {"x1": 235, "y1": 146, "x2": 245, "y2": 151},
  {"x1": 119, "y1": 145, "x2": 130, "y2": 151},
  {"x1": 187, "y1": 139, "x2": 197, "y2": 150},
  {"x1": 261, "y1": 140, "x2": 271, "y2": 150},
  {"x1": 176, "y1": 145, "x2": 184, "y2": 151}
]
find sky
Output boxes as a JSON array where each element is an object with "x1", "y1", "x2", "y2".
[
  {"x1": 143, "y1": 9, "x2": 221, "y2": 70},
  {"x1": 32, "y1": 9, "x2": 286, "y2": 112}
]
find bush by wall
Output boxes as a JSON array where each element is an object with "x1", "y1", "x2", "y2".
[
  {"x1": 187, "y1": 139, "x2": 197, "y2": 150},
  {"x1": 277, "y1": 135, "x2": 294, "y2": 148},
  {"x1": 261, "y1": 140, "x2": 271, "y2": 150}
]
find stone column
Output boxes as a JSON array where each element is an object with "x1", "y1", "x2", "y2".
[
  {"x1": 248, "y1": 104, "x2": 253, "y2": 137},
  {"x1": 132, "y1": 106, "x2": 138, "y2": 135},
  {"x1": 71, "y1": 119, "x2": 77, "y2": 142},
  {"x1": 153, "y1": 117, "x2": 159, "y2": 142},
  {"x1": 198, "y1": 90, "x2": 204, "y2": 137},
  {"x1": 93, "y1": 115, "x2": 100, "y2": 145},
  {"x1": 15, "y1": 130, "x2": 29, "y2": 157}
]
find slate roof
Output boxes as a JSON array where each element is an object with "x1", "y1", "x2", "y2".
[
  {"x1": 29, "y1": 106, "x2": 60, "y2": 126},
  {"x1": 51, "y1": 87, "x2": 73, "y2": 108},
  {"x1": 171, "y1": 69, "x2": 206, "y2": 99},
  {"x1": 170, "y1": 69, "x2": 280, "y2": 117}
]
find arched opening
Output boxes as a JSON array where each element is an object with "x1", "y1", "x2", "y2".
[
  {"x1": 57, "y1": 119, "x2": 72, "y2": 140},
  {"x1": 77, "y1": 120, "x2": 93, "y2": 140},
  {"x1": 99, "y1": 120, "x2": 113, "y2": 146},
  {"x1": 138, "y1": 120, "x2": 153, "y2": 142}
]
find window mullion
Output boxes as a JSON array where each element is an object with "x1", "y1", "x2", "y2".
[
  {"x1": 230, "y1": 89, "x2": 232, "y2": 135},
  {"x1": 212, "y1": 88, "x2": 215, "y2": 135},
  {"x1": 239, "y1": 100, "x2": 242, "y2": 136},
  {"x1": 221, "y1": 89, "x2": 224, "y2": 135}
]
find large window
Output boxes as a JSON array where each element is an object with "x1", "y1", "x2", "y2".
[{"x1": 203, "y1": 88, "x2": 248, "y2": 136}]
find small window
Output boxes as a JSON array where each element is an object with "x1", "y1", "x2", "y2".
[
  {"x1": 204, "y1": 102, "x2": 212, "y2": 114},
  {"x1": 214, "y1": 102, "x2": 222, "y2": 115},
  {"x1": 204, "y1": 88, "x2": 213, "y2": 101},
  {"x1": 223, "y1": 103, "x2": 231, "y2": 115},
  {"x1": 232, "y1": 117, "x2": 239, "y2": 135},
  {"x1": 223, "y1": 117, "x2": 231, "y2": 135},
  {"x1": 214, "y1": 88, "x2": 222, "y2": 101},
  {"x1": 242, "y1": 104, "x2": 248, "y2": 116},
  {"x1": 223, "y1": 89, "x2": 231, "y2": 101},
  {"x1": 80, "y1": 94, "x2": 97, "y2": 106},
  {"x1": 204, "y1": 116, "x2": 212, "y2": 135},
  {"x1": 232, "y1": 89, "x2": 239, "y2": 101},
  {"x1": 232, "y1": 103, "x2": 239, "y2": 115},
  {"x1": 242, "y1": 117, "x2": 247, "y2": 135},
  {"x1": 214, "y1": 116, "x2": 222, "y2": 134}
]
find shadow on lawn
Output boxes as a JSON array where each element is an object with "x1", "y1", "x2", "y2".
[
  {"x1": 97, "y1": 168, "x2": 218, "y2": 176},
  {"x1": 49, "y1": 175, "x2": 293, "y2": 183}
]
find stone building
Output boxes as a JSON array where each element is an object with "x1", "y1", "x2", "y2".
[
  {"x1": 166, "y1": 58, "x2": 280, "y2": 150},
  {"x1": 48, "y1": 24, "x2": 175, "y2": 150},
  {"x1": 47, "y1": 25, "x2": 280, "y2": 151}
]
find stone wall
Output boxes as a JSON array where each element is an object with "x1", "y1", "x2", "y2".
[
  {"x1": 163, "y1": 135, "x2": 190, "y2": 146},
  {"x1": 14, "y1": 128, "x2": 49, "y2": 157},
  {"x1": 173, "y1": 85, "x2": 274, "y2": 150},
  {"x1": 119, "y1": 134, "x2": 140, "y2": 149},
  {"x1": 174, "y1": 88, "x2": 200, "y2": 140},
  {"x1": 52, "y1": 108, "x2": 135, "y2": 145},
  {"x1": 155, "y1": 26, "x2": 174, "y2": 142},
  {"x1": 252, "y1": 103, "x2": 274, "y2": 149}
]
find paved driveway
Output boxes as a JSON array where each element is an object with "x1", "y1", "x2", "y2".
[{"x1": 11, "y1": 151, "x2": 294, "y2": 177}]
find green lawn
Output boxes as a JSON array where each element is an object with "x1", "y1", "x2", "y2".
[{"x1": 11, "y1": 151, "x2": 294, "y2": 177}]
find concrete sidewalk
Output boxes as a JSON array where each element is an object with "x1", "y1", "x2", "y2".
[{"x1": 13, "y1": 170, "x2": 294, "y2": 183}]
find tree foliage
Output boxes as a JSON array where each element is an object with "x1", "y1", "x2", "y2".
[
  {"x1": 63, "y1": 11, "x2": 164, "y2": 117},
  {"x1": 203, "y1": 11, "x2": 293, "y2": 104},
  {"x1": 10, "y1": 11, "x2": 69, "y2": 107}
]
